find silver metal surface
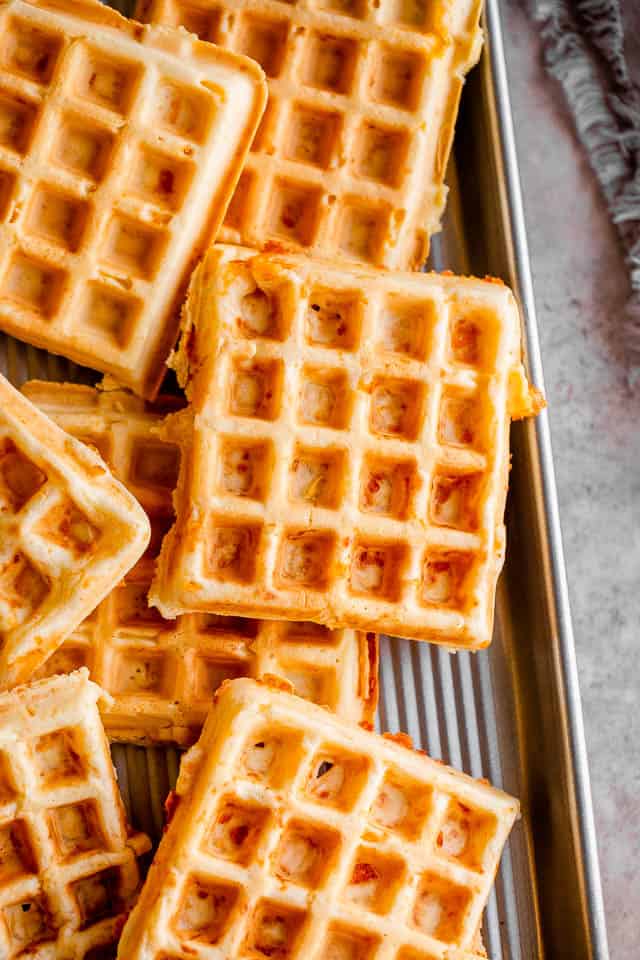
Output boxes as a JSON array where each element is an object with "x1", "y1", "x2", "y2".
[{"x1": 0, "y1": 1, "x2": 609, "y2": 957}]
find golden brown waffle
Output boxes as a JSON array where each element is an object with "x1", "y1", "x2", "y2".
[
  {"x1": 150, "y1": 245, "x2": 544, "y2": 648},
  {"x1": 137, "y1": 0, "x2": 482, "y2": 268},
  {"x1": 0, "y1": 669, "x2": 150, "y2": 958},
  {"x1": 117, "y1": 677, "x2": 518, "y2": 960},
  {"x1": 0, "y1": 373, "x2": 149, "y2": 689},
  {"x1": 24, "y1": 380, "x2": 378, "y2": 744},
  {"x1": 0, "y1": 0, "x2": 266, "y2": 398}
]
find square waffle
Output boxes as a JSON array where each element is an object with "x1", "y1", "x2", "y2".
[
  {"x1": 24, "y1": 380, "x2": 378, "y2": 744},
  {"x1": 150, "y1": 245, "x2": 543, "y2": 648},
  {"x1": 117, "y1": 677, "x2": 518, "y2": 959},
  {"x1": 0, "y1": 669, "x2": 150, "y2": 958},
  {"x1": 0, "y1": 373, "x2": 149, "y2": 689},
  {"x1": 137, "y1": 0, "x2": 482, "y2": 268},
  {"x1": 0, "y1": 0, "x2": 267, "y2": 398}
]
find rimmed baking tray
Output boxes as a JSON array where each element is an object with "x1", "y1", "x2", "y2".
[{"x1": 0, "y1": 1, "x2": 610, "y2": 957}]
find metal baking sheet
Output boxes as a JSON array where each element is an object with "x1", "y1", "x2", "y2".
[{"x1": 0, "y1": 1, "x2": 610, "y2": 957}]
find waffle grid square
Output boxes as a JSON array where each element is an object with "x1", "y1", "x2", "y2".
[
  {"x1": 151, "y1": 245, "x2": 540, "y2": 648},
  {"x1": 0, "y1": 0, "x2": 266, "y2": 397},
  {"x1": 117, "y1": 678, "x2": 518, "y2": 959},
  {"x1": 0, "y1": 373, "x2": 149, "y2": 690},
  {"x1": 137, "y1": 0, "x2": 483, "y2": 268},
  {"x1": 0, "y1": 670, "x2": 150, "y2": 958},
  {"x1": 24, "y1": 381, "x2": 378, "y2": 744}
]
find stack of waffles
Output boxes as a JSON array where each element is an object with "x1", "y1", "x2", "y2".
[
  {"x1": 0, "y1": 0, "x2": 545, "y2": 956},
  {"x1": 24, "y1": 380, "x2": 378, "y2": 746}
]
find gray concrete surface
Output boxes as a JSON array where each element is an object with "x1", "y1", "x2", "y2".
[{"x1": 501, "y1": 3, "x2": 639, "y2": 956}]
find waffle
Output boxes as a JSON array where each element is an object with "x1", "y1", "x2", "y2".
[
  {"x1": 0, "y1": 669, "x2": 151, "y2": 958},
  {"x1": 117, "y1": 677, "x2": 518, "y2": 960},
  {"x1": 24, "y1": 380, "x2": 378, "y2": 744},
  {"x1": 0, "y1": 373, "x2": 150, "y2": 690},
  {"x1": 137, "y1": 0, "x2": 482, "y2": 268},
  {"x1": 150, "y1": 245, "x2": 544, "y2": 648},
  {"x1": 0, "y1": 0, "x2": 267, "y2": 398}
]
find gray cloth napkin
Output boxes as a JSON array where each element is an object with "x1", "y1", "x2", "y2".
[{"x1": 526, "y1": 0, "x2": 640, "y2": 382}]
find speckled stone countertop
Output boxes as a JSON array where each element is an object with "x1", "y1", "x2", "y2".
[{"x1": 501, "y1": 2, "x2": 639, "y2": 955}]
